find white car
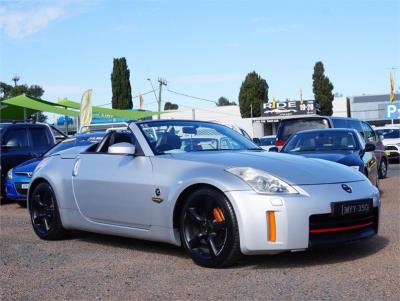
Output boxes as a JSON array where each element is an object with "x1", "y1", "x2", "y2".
[
  {"x1": 258, "y1": 135, "x2": 277, "y2": 151},
  {"x1": 374, "y1": 126, "x2": 400, "y2": 162}
]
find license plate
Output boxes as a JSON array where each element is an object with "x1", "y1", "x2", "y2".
[
  {"x1": 331, "y1": 199, "x2": 373, "y2": 217},
  {"x1": 21, "y1": 183, "x2": 29, "y2": 189}
]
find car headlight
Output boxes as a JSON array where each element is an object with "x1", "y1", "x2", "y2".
[
  {"x1": 7, "y1": 168, "x2": 13, "y2": 180},
  {"x1": 350, "y1": 166, "x2": 361, "y2": 172},
  {"x1": 226, "y1": 167, "x2": 298, "y2": 194}
]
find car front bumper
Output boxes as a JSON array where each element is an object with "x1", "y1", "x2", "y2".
[
  {"x1": 4, "y1": 178, "x2": 29, "y2": 200},
  {"x1": 226, "y1": 180, "x2": 380, "y2": 255}
]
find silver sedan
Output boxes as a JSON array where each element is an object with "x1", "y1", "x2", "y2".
[{"x1": 28, "y1": 120, "x2": 381, "y2": 268}]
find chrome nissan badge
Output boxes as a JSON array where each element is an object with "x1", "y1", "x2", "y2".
[{"x1": 341, "y1": 184, "x2": 352, "y2": 193}]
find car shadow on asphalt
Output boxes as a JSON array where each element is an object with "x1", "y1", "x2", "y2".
[
  {"x1": 72, "y1": 231, "x2": 187, "y2": 257},
  {"x1": 71, "y1": 231, "x2": 389, "y2": 268},
  {"x1": 236, "y1": 236, "x2": 389, "y2": 269}
]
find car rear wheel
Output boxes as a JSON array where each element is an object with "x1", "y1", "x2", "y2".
[
  {"x1": 378, "y1": 158, "x2": 387, "y2": 179},
  {"x1": 179, "y1": 188, "x2": 241, "y2": 268},
  {"x1": 28, "y1": 182, "x2": 68, "y2": 240}
]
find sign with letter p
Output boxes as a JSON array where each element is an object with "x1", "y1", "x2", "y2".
[{"x1": 386, "y1": 104, "x2": 399, "y2": 119}]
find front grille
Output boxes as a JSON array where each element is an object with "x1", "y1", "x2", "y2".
[
  {"x1": 385, "y1": 145, "x2": 398, "y2": 151},
  {"x1": 15, "y1": 172, "x2": 32, "y2": 177},
  {"x1": 14, "y1": 182, "x2": 29, "y2": 195},
  {"x1": 309, "y1": 207, "x2": 378, "y2": 247}
]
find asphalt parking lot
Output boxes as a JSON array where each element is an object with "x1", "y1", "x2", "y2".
[{"x1": 1, "y1": 165, "x2": 399, "y2": 300}]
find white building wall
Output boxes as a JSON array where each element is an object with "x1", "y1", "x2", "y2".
[
  {"x1": 157, "y1": 105, "x2": 254, "y2": 137},
  {"x1": 332, "y1": 96, "x2": 348, "y2": 117}
]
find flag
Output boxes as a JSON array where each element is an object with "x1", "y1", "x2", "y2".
[
  {"x1": 272, "y1": 95, "x2": 276, "y2": 109},
  {"x1": 139, "y1": 93, "x2": 144, "y2": 110},
  {"x1": 80, "y1": 89, "x2": 92, "y2": 132},
  {"x1": 300, "y1": 89, "x2": 303, "y2": 105},
  {"x1": 390, "y1": 71, "x2": 395, "y2": 103}
]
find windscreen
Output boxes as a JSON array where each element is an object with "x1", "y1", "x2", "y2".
[
  {"x1": 138, "y1": 120, "x2": 259, "y2": 155},
  {"x1": 283, "y1": 130, "x2": 359, "y2": 152},
  {"x1": 376, "y1": 129, "x2": 400, "y2": 139},
  {"x1": 278, "y1": 118, "x2": 330, "y2": 141}
]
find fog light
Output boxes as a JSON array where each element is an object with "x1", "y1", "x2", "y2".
[{"x1": 267, "y1": 211, "x2": 276, "y2": 242}]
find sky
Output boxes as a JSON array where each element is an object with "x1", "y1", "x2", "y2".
[{"x1": 1, "y1": 0, "x2": 399, "y2": 114}]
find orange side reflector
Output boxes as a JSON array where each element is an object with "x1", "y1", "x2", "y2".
[
  {"x1": 213, "y1": 208, "x2": 225, "y2": 222},
  {"x1": 267, "y1": 211, "x2": 276, "y2": 242}
]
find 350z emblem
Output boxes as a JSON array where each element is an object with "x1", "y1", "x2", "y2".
[{"x1": 152, "y1": 188, "x2": 163, "y2": 203}]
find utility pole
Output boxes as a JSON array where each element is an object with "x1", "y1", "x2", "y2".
[
  {"x1": 157, "y1": 78, "x2": 167, "y2": 119},
  {"x1": 250, "y1": 103, "x2": 253, "y2": 118}
]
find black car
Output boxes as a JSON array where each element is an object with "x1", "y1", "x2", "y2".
[
  {"x1": 280, "y1": 128, "x2": 379, "y2": 187},
  {"x1": 275, "y1": 116, "x2": 388, "y2": 178},
  {"x1": 0, "y1": 121, "x2": 56, "y2": 197}
]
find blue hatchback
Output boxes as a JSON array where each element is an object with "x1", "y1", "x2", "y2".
[
  {"x1": 5, "y1": 132, "x2": 106, "y2": 205},
  {"x1": 280, "y1": 128, "x2": 379, "y2": 187}
]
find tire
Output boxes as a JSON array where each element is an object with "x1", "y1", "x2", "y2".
[
  {"x1": 17, "y1": 200, "x2": 27, "y2": 208},
  {"x1": 28, "y1": 182, "x2": 68, "y2": 240},
  {"x1": 378, "y1": 158, "x2": 387, "y2": 179},
  {"x1": 179, "y1": 188, "x2": 241, "y2": 268}
]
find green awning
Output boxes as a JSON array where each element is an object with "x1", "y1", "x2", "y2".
[
  {"x1": 0, "y1": 101, "x2": 38, "y2": 120},
  {"x1": 2, "y1": 95, "x2": 79, "y2": 117},
  {"x1": 57, "y1": 99, "x2": 161, "y2": 119}
]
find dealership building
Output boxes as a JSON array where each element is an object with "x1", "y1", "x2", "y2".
[{"x1": 252, "y1": 93, "x2": 400, "y2": 137}]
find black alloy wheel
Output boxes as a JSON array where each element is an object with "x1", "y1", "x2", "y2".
[
  {"x1": 180, "y1": 188, "x2": 241, "y2": 268},
  {"x1": 29, "y1": 182, "x2": 67, "y2": 240}
]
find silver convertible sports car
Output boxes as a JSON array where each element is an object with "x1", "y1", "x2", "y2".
[{"x1": 28, "y1": 120, "x2": 381, "y2": 268}]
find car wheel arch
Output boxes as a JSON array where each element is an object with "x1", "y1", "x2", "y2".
[
  {"x1": 172, "y1": 183, "x2": 226, "y2": 230},
  {"x1": 28, "y1": 177, "x2": 49, "y2": 205}
]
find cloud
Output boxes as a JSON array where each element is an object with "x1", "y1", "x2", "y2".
[
  {"x1": 0, "y1": 1, "x2": 92, "y2": 39},
  {"x1": 171, "y1": 73, "x2": 242, "y2": 85}
]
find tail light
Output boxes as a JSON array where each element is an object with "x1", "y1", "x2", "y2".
[{"x1": 275, "y1": 140, "x2": 285, "y2": 147}]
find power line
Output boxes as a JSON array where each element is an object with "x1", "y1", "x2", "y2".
[
  {"x1": 167, "y1": 89, "x2": 218, "y2": 104},
  {"x1": 97, "y1": 89, "x2": 158, "y2": 107}
]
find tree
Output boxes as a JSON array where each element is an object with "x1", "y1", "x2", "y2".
[
  {"x1": 238, "y1": 71, "x2": 269, "y2": 118},
  {"x1": 111, "y1": 57, "x2": 133, "y2": 110},
  {"x1": 217, "y1": 96, "x2": 236, "y2": 106},
  {"x1": 0, "y1": 82, "x2": 13, "y2": 100},
  {"x1": 164, "y1": 102, "x2": 179, "y2": 110},
  {"x1": 0, "y1": 81, "x2": 47, "y2": 121},
  {"x1": 312, "y1": 61, "x2": 334, "y2": 116}
]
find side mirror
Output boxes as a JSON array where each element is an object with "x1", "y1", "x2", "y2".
[
  {"x1": 253, "y1": 138, "x2": 260, "y2": 145},
  {"x1": 269, "y1": 146, "x2": 279, "y2": 152},
  {"x1": 108, "y1": 142, "x2": 136, "y2": 155},
  {"x1": 364, "y1": 143, "x2": 375, "y2": 152}
]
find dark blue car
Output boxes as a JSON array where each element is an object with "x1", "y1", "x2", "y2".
[
  {"x1": 280, "y1": 128, "x2": 379, "y2": 187},
  {"x1": 4, "y1": 132, "x2": 106, "y2": 206}
]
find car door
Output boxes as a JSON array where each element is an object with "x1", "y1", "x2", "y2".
[
  {"x1": 71, "y1": 134, "x2": 155, "y2": 229},
  {"x1": 356, "y1": 132, "x2": 378, "y2": 184},
  {"x1": 361, "y1": 122, "x2": 385, "y2": 164},
  {"x1": 28, "y1": 126, "x2": 54, "y2": 156},
  {"x1": 1, "y1": 127, "x2": 31, "y2": 174}
]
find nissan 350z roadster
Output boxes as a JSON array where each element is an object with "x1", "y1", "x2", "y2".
[{"x1": 28, "y1": 120, "x2": 380, "y2": 267}]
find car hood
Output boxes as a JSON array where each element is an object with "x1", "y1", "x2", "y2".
[
  {"x1": 382, "y1": 138, "x2": 400, "y2": 145},
  {"x1": 14, "y1": 158, "x2": 42, "y2": 173},
  {"x1": 169, "y1": 151, "x2": 365, "y2": 185},
  {"x1": 291, "y1": 150, "x2": 362, "y2": 165}
]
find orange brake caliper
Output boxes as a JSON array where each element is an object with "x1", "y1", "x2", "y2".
[{"x1": 213, "y1": 207, "x2": 225, "y2": 222}]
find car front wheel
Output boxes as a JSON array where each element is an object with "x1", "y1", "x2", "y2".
[
  {"x1": 378, "y1": 158, "x2": 387, "y2": 179},
  {"x1": 28, "y1": 182, "x2": 68, "y2": 240},
  {"x1": 179, "y1": 188, "x2": 241, "y2": 268}
]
